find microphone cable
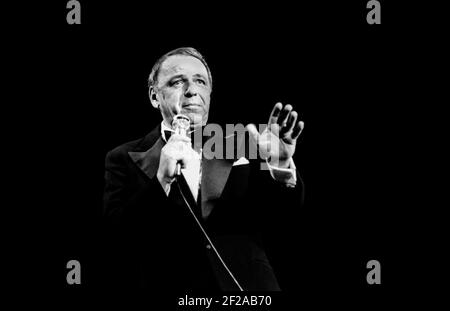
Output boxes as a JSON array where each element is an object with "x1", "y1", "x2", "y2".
[{"x1": 176, "y1": 181, "x2": 244, "y2": 291}]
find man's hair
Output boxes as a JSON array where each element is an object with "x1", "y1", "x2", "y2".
[{"x1": 148, "y1": 47, "x2": 213, "y2": 90}]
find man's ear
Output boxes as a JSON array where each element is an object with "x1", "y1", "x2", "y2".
[{"x1": 149, "y1": 87, "x2": 159, "y2": 109}]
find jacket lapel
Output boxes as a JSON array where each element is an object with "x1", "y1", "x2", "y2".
[
  {"x1": 128, "y1": 138, "x2": 164, "y2": 180},
  {"x1": 127, "y1": 125, "x2": 164, "y2": 180},
  {"x1": 201, "y1": 157, "x2": 233, "y2": 219}
]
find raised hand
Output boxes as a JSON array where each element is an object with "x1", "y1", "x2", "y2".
[{"x1": 247, "y1": 102, "x2": 304, "y2": 168}]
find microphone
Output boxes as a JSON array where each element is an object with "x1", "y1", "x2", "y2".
[{"x1": 172, "y1": 114, "x2": 191, "y2": 176}]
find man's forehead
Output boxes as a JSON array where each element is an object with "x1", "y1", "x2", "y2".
[{"x1": 159, "y1": 55, "x2": 208, "y2": 78}]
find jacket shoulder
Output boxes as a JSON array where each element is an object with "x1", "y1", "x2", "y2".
[
  {"x1": 106, "y1": 137, "x2": 143, "y2": 160},
  {"x1": 106, "y1": 125, "x2": 161, "y2": 162},
  {"x1": 105, "y1": 138, "x2": 145, "y2": 170}
]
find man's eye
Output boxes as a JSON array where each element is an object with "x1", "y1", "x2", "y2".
[
  {"x1": 171, "y1": 80, "x2": 183, "y2": 87},
  {"x1": 196, "y1": 79, "x2": 206, "y2": 85}
]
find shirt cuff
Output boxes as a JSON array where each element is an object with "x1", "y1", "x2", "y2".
[{"x1": 266, "y1": 158, "x2": 297, "y2": 187}]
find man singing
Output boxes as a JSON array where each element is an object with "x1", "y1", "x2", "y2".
[{"x1": 103, "y1": 47, "x2": 304, "y2": 291}]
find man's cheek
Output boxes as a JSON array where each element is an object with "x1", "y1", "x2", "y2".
[
  {"x1": 200, "y1": 92, "x2": 211, "y2": 106},
  {"x1": 162, "y1": 95, "x2": 177, "y2": 110}
]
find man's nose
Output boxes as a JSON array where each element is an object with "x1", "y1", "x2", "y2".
[{"x1": 184, "y1": 82, "x2": 198, "y2": 97}]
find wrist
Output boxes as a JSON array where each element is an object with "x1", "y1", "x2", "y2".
[
  {"x1": 268, "y1": 157, "x2": 291, "y2": 169},
  {"x1": 266, "y1": 157, "x2": 297, "y2": 187}
]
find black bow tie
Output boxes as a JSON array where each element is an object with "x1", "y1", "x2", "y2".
[
  {"x1": 163, "y1": 130, "x2": 174, "y2": 142},
  {"x1": 164, "y1": 128, "x2": 210, "y2": 151}
]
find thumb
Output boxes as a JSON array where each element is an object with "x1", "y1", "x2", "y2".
[{"x1": 246, "y1": 123, "x2": 260, "y2": 144}]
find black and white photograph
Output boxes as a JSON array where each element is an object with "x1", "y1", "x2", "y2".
[{"x1": 5, "y1": 0, "x2": 446, "y2": 309}]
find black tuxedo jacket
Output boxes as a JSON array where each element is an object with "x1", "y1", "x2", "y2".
[{"x1": 103, "y1": 125, "x2": 304, "y2": 292}]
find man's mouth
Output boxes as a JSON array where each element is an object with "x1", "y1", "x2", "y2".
[{"x1": 181, "y1": 102, "x2": 203, "y2": 110}]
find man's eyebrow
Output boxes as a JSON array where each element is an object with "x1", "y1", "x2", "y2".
[{"x1": 169, "y1": 74, "x2": 184, "y2": 80}]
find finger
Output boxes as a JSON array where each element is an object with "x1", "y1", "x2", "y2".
[
  {"x1": 164, "y1": 154, "x2": 183, "y2": 177},
  {"x1": 169, "y1": 133, "x2": 191, "y2": 141},
  {"x1": 291, "y1": 120, "x2": 304, "y2": 140},
  {"x1": 281, "y1": 110, "x2": 297, "y2": 135},
  {"x1": 179, "y1": 155, "x2": 189, "y2": 169},
  {"x1": 277, "y1": 104, "x2": 293, "y2": 127},
  {"x1": 170, "y1": 158, "x2": 186, "y2": 174},
  {"x1": 268, "y1": 102, "x2": 283, "y2": 125},
  {"x1": 246, "y1": 123, "x2": 260, "y2": 144},
  {"x1": 171, "y1": 150, "x2": 190, "y2": 170},
  {"x1": 169, "y1": 133, "x2": 191, "y2": 143},
  {"x1": 170, "y1": 158, "x2": 186, "y2": 172},
  {"x1": 167, "y1": 141, "x2": 189, "y2": 157}
]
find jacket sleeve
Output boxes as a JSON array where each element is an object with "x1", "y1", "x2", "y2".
[{"x1": 253, "y1": 160, "x2": 305, "y2": 226}]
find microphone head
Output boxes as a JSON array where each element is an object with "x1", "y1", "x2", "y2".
[{"x1": 172, "y1": 114, "x2": 190, "y2": 132}]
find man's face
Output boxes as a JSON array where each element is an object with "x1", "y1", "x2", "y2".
[{"x1": 152, "y1": 55, "x2": 211, "y2": 129}]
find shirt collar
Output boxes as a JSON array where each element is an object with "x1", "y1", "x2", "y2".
[{"x1": 160, "y1": 121, "x2": 174, "y2": 143}]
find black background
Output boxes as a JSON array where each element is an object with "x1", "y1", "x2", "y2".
[{"x1": 6, "y1": 0, "x2": 446, "y2": 308}]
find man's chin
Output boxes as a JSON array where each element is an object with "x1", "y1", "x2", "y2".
[{"x1": 185, "y1": 112, "x2": 206, "y2": 127}]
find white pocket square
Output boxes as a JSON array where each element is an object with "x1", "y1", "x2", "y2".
[{"x1": 232, "y1": 157, "x2": 250, "y2": 166}]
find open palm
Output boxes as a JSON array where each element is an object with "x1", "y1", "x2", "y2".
[{"x1": 247, "y1": 103, "x2": 304, "y2": 167}]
